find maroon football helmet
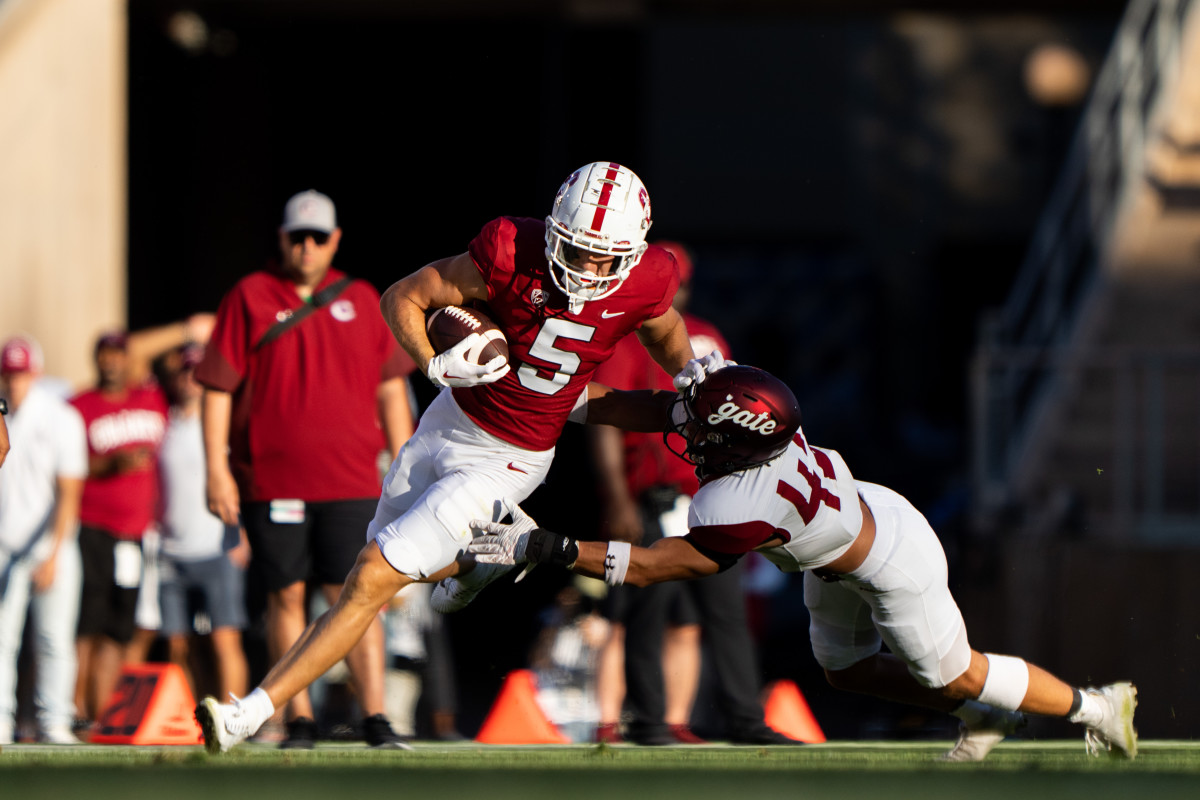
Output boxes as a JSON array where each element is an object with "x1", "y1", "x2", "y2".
[{"x1": 665, "y1": 365, "x2": 802, "y2": 476}]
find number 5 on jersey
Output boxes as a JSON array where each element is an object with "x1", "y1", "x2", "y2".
[{"x1": 517, "y1": 318, "x2": 596, "y2": 395}]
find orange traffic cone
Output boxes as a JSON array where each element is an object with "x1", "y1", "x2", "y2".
[
  {"x1": 475, "y1": 669, "x2": 570, "y2": 744},
  {"x1": 762, "y1": 679, "x2": 826, "y2": 743},
  {"x1": 91, "y1": 662, "x2": 203, "y2": 745}
]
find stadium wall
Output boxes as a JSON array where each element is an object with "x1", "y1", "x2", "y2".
[{"x1": 0, "y1": 0, "x2": 127, "y2": 389}]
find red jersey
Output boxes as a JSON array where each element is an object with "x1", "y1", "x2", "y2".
[
  {"x1": 71, "y1": 384, "x2": 169, "y2": 539},
  {"x1": 593, "y1": 313, "x2": 730, "y2": 497},
  {"x1": 195, "y1": 267, "x2": 415, "y2": 502},
  {"x1": 454, "y1": 217, "x2": 679, "y2": 451}
]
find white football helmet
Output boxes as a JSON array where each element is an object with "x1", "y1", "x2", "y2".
[{"x1": 545, "y1": 162, "x2": 652, "y2": 312}]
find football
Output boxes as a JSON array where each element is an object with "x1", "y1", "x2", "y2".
[{"x1": 425, "y1": 305, "x2": 509, "y2": 366}]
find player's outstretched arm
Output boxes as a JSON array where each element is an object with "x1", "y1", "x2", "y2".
[
  {"x1": 581, "y1": 382, "x2": 675, "y2": 432},
  {"x1": 469, "y1": 505, "x2": 720, "y2": 587},
  {"x1": 575, "y1": 536, "x2": 721, "y2": 587}
]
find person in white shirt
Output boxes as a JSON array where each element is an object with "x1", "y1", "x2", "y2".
[
  {"x1": 155, "y1": 344, "x2": 249, "y2": 704},
  {"x1": 0, "y1": 335, "x2": 87, "y2": 744}
]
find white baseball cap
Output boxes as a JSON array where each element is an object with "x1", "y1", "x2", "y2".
[{"x1": 282, "y1": 189, "x2": 337, "y2": 233}]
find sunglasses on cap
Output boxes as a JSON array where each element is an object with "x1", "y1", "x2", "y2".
[{"x1": 287, "y1": 229, "x2": 331, "y2": 246}]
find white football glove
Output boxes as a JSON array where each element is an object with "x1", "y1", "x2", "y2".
[
  {"x1": 672, "y1": 349, "x2": 736, "y2": 391},
  {"x1": 426, "y1": 332, "x2": 510, "y2": 388},
  {"x1": 468, "y1": 502, "x2": 540, "y2": 567}
]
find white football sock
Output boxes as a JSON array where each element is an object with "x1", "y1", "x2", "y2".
[
  {"x1": 1068, "y1": 689, "x2": 1104, "y2": 727},
  {"x1": 234, "y1": 688, "x2": 275, "y2": 733}
]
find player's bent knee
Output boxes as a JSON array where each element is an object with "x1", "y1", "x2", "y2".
[{"x1": 341, "y1": 544, "x2": 410, "y2": 607}]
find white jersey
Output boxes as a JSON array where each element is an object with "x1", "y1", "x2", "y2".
[
  {"x1": 685, "y1": 429, "x2": 862, "y2": 572},
  {"x1": 0, "y1": 382, "x2": 87, "y2": 555}
]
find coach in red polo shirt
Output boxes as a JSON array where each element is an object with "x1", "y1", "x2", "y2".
[{"x1": 195, "y1": 189, "x2": 415, "y2": 750}]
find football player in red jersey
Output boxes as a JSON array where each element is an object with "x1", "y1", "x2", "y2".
[
  {"x1": 195, "y1": 162, "x2": 700, "y2": 753},
  {"x1": 467, "y1": 365, "x2": 1140, "y2": 761}
]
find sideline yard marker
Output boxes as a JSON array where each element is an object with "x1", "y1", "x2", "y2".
[{"x1": 91, "y1": 663, "x2": 203, "y2": 745}]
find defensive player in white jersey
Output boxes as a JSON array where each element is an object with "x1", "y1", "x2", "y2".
[
  {"x1": 467, "y1": 364, "x2": 1139, "y2": 761},
  {"x1": 195, "y1": 162, "x2": 698, "y2": 753}
]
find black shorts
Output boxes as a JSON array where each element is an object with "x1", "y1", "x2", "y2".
[
  {"x1": 601, "y1": 581, "x2": 698, "y2": 627},
  {"x1": 600, "y1": 486, "x2": 699, "y2": 627},
  {"x1": 242, "y1": 498, "x2": 376, "y2": 591},
  {"x1": 77, "y1": 526, "x2": 142, "y2": 643}
]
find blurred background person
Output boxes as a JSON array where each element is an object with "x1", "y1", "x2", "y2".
[
  {"x1": 529, "y1": 581, "x2": 609, "y2": 743},
  {"x1": 70, "y1": 315, "x2": 213, "y2": 733},
  {"x1": 0, "y1": 336, "x2": 87, "y2": 744},
  {"x1": 590, "y1": 241, "x2": 796, "y2": 745},
  {"x1": 195, "y1": 189, "x2": 416, "y2": 749},
  {"x1": 381, "y1": 582, "x2": 430, "y2": 741},
  {"x1": 154, "y1": 343, "x2": 249, "y2": 704}
]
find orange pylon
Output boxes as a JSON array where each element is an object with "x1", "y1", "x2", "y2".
[
  {"x1": 475, "y1": 669, "x2": 570, "y2": 744},
  {"x1": 762, "y1": 679, "x2": 826, "y2": 743}
]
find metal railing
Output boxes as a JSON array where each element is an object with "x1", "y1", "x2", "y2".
[{"x1": 972, "y1": 0, "x2": 1196, "y2": 521}]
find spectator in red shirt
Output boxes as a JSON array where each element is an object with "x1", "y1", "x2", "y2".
[
  {"x1": 195, "y1": 189, "x2": 416, "y2": 750},
  {"x1": 71, "y1": 316, "x2": 213, "y2": 729}
]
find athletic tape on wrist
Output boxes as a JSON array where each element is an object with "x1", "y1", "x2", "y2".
[
  {"x1": 603, "y1": 541, "x2": 632, "y2": 586},
  {"x1": 977, "y1": 653, "x2": 1030, "y2": 710}
]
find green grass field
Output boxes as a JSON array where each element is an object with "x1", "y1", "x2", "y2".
[{"x1": 3, "y1": 740, "x2": 1200, "y2": 800}]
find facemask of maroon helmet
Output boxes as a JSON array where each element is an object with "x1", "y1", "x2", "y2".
[{"x1": 664, "y1": 365, "x2": 802, "y2": 477}]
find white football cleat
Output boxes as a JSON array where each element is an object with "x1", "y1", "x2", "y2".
[
  {"x1": 430, "y1": 561, "x2": 514, "y2": 613},
  {"x1": 195, "y1": 696, "x2": 256, "y2": 754},
  {"x1": 942, "y1": 701, "x2": 1026, "y2": 762},
  {"x1": 1083, "y1": 682, "x2": 1138, "y2": 759}
]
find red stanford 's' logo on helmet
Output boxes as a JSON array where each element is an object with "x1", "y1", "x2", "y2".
[{"x1": 665, "y1": 366, "x2": 801, "y2": 476}]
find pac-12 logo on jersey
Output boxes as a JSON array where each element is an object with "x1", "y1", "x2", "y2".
[{"x1": 530, "y1": 288, "x2": 548, "y2": 308}]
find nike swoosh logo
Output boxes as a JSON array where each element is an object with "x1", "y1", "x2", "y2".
[
  {"x1": 601, "y1": 310, "x2": 625, "y2": 318},
  {"x1": 507, "y1": 463, "x2": 529, "y2": 474}
]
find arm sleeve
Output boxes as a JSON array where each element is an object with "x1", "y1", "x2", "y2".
[
  {"x1": 685, "y1": 520, "x2": 781, "y2": 556},
  {"x1": 682, "y1": 537, "x2": 744, "y2": 573}
]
